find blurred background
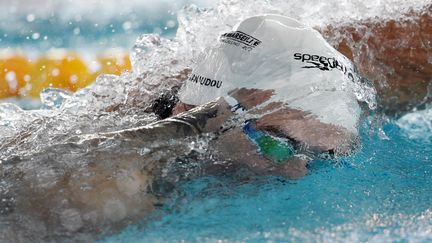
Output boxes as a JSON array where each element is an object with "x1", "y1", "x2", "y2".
[{"x1": 0, "y1": 0, "x2": 213, "y2": 100}]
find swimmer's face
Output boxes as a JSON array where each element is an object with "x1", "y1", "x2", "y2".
[{"x1": 228, "y1": 88, "x2": 358, "y2": 156}]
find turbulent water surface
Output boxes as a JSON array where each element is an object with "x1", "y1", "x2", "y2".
[{"x1": 0, "y1": 0, "x2": 431, "y2": 242}]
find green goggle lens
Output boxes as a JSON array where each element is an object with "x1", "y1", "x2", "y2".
[{"x1": 243, "y1": 121, "x2": 295, "y2": 165}]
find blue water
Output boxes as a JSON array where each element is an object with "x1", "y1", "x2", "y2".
[
  {"x1": 103, "y1": 120, "x2": 432, "y2": 242},
  {"x1": 0, "y1": 17, "x2": 177, "y2": 50},
  {"x1": 0, "y1": 0, "x2": 212, "y2": 50}
]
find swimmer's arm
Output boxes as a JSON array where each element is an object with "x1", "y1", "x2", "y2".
[
  {"x1": 321, "y1": 4, "x2": 432, "y2": 113},
  {"x1": 100, "y1": 98, "x2": 232, "y2": 141}
]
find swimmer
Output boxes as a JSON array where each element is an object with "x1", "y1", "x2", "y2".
[
  {"x1": 119, "y1": 14, "x2": 365, "y2": 179},
  {"x1": 170, "y1": 14, "x2": 363, "y2": 178},
  {"x1": 151, "y1": 4, "x2": 432, "y2": 177},
  {"x1": 167, "y1": 5, "x2": 432, "y2": 175}
]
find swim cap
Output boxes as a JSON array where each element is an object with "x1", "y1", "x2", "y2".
[{"x1": 178, "y1": 15, "x2": 361, "y2": 134}]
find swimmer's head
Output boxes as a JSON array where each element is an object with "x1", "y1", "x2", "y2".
[{"x1": 178, "y1": 14, "x2": 362, "y2": 135}]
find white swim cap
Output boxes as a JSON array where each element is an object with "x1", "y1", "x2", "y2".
[{"x1": 179, "y1": 15, "x2": 361, "y2": 133}]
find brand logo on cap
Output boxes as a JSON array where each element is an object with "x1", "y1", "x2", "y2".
[{"x1": 294, "y1": 53, "x2": 355, "y2": 81}]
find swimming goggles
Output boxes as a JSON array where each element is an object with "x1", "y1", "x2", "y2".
[{"x1": 243, "y1": 120, "x2": 295, "y2": 165}]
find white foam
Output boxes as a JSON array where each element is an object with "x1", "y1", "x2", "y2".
[{"x1": 397, "y1": 108, "x2": 432, "y2": 142}]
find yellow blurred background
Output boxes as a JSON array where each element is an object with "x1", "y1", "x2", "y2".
[{"x1": 0, "y1": 49, "x2": 131, "y2": 98}]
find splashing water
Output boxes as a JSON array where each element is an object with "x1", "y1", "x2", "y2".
[
  {"x1": 397, "y1": 108, "x2": 432, "y2": 142},
  {"x1": 0, "y1": 0, "x2": 431, "y2": 241}
]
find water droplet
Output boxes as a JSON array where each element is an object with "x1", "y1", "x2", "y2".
[
  {"x1": 26, "y1": 14, "x2": 35, "y2": 22},
  {"x1": 122, "y1": 21, "x2": 132, "y2": 31},
  {"x1": 69, "y1": 75, "x2": 78, "y2": 84},
  {"x1": 73, "y1": 27, "x2": 80, "y2": 35},
  {"x1": 51, "y1": 68, "x2": 60, "y2": 77},
  {"x1": 31, "y1": 32, "x2": 40, "y2": 40}
]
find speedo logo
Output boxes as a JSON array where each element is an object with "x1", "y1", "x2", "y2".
[
  {"x1": 188, "y1": 73, "x2": 223, "y2": 89},
  {"x1": 294, "y1": 53, "x2": 355, "y2": 81},
  {"x1": 220, "y1": 31, "x2": 262, "y2": 51}
]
